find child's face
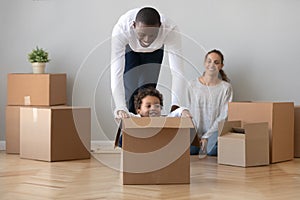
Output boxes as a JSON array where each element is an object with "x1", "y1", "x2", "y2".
[
  {"x1": 204, "y1": 52, "x2": 224, "y2": 75},
  {"x1": 137, "y1": 95, "x2": 162, "y2": 117}
]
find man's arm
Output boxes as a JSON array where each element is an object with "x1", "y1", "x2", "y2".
[
  {"x1": 165, "y1": 26, "x2": 186, "y2": 111},
  {"x1": 111, "y1": 24, "x2": 129, "y2": 117}
]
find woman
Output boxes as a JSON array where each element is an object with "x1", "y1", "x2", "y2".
[{"x1": 187, "y1": 49, "x2": 233, "y2": 157}]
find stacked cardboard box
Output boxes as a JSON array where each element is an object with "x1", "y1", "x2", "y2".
[
  {"x1": 227, "y1": 102, "x2": 294, "y2": 164},
  {"x1": 7, "y1": 73, "x2": 67, "y2": 106},
  {"x1": 6, "y1": 73, "x2": 67, "y2": 154},
  {"x1": 5, "y1": 106, "x2": 20, "y2": 154},
  {"x1": 20, "y1": 106, "x2": 90, "y2": 161},
  {"x1": 118, "y1": 117, "x2": 193, "y2": 185},
  {"x1": 6, "y1": 73, "x2": 91, "y2": 162}
]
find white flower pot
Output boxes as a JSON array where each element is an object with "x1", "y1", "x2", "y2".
[{"x1": 32, "y1": 62, "x2": 46, "y2": 74}]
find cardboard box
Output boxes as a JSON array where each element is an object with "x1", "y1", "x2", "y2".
[
  {"x1": 228, "y1": 102, "x2": 294, "y2": 163},
  {"x1": 294, "y1": 106, "x2": 300, "y2": 157},
  {"x1": 218, "y1": 120, "x2": 269, "y2": 167},
  {"x1": 20, "y1": 106, "x2": 91, "y2": 162},
  {"x1": 5, "y1": 106, "x2": 21, "y2": 154},
  {"x1": 7, "y1": 73, "x2": 67, "y2": 106},
  {"x1": 119, "y1": 117, "x2": 193, "y2": 185}
]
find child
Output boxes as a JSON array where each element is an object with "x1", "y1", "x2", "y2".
[
  {"x1": 188, "y1": 49, "x2": 233, "y2": 157},
  {"x1": 132, "y1": 87, "x2": 190, "y2": 117},
  {"x1": 117, "y1": 87, "x2": 191, "y2": 147}
]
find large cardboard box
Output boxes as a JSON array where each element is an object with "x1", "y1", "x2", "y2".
[
  {"x1": 7, "y1": 73, "x2": 66, "y2": 106},
  {"x1": 119, "y1": 117, "x2": 193, "y2": 185},
  {"x1": 5, "y1": 106, "x2": 21, "y2": 154},
  {"x1": 228, "y1": 102, "x2": 294, "y2": 163},
  {"x1": 294, "y1": 106, "x2": 300, "y2": 157},
  {"x1": 20, "y1": 106, "x2": 91, "y2": 162},
  {"x1": 218, "y1": 120, "x2": 269, "y2": 167}
]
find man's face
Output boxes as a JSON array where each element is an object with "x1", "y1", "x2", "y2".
[{"x1": 134, "y1": 22, "x2": 160, "y2": 47}]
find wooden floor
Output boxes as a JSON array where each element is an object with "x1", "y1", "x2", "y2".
[{"x1": 1, "y1": 151, "x2": 300, "y2": 200}]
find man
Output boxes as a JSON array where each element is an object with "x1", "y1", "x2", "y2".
[{"x1": 111, "y1": 7, "x2": 185, "y2": 118}]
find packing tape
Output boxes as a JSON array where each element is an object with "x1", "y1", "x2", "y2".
[
  {"x1": 33, "y1": 108, "x2": 38, "y2": 123},
  {"x1": 24, "y1": 96, "x2": 31, "y2": 105}
]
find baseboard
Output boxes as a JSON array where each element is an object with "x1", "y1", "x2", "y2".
[
  {"x1": 0, "y1": 141, "x2": 5, "y2": 151},
  {"x1": 91, "y1": 140, "x2": 121, "y2": 154},
  {"x1": 0, "y1": 140, "x2": 121, "y2": 153}
]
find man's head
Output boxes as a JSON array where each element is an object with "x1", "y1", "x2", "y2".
[
  {"x1": 133, "y1": 7, "x2": 161, "y2": 47},
  {"x1": 134, "y1": 87, "x2": 163, "y2": 117}
]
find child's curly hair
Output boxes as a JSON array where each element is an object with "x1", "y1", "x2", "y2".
[{"x1": 134, "y1": 87, "x2": 163, "y2": 113}]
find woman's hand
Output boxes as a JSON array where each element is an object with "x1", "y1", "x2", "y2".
[{"x1": 200, "y1": 138, "x2": 208, "y2": 151}]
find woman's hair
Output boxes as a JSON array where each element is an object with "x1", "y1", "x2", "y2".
[
  {"x1": 134, "y1": 87, "x2": 163, "y2": 112},
  {"x1": 205, "y1": 49, "x2": 230, "y2": 82}
]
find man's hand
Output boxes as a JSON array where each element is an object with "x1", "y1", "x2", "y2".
[
  {"x1": 116, "y1": 110, "x2": 129, "y2": 119},
  {"x1": 181, "y1": 109, "x2": 192, "y2": 118}
]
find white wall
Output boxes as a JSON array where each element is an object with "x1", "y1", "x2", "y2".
[{"x1": 1, "y1": 0, "x2": 300, "y2": 141}]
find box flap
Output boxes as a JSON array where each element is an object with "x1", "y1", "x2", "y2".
[
  {"x1": 114, "y1": 121, "x2": 122, "y2": 148},
  {"x1": 114, "y1": 117, "x2": 194, "y2": 148},
  {"x1": 122, "y1": 117, "x2": 194, "y2": 129},
  {"x1": 220, "y1": 132, "x2": 245, "y2": 139},
  {"x1": 232, "y1": 127, "x2": 245, "y2": 133},
  {"x1": 219, "y1": 120, "x2": 241, "y2": 136},
  {"x1": 244, "y1": 122, "x2": 269, "y2": 140}
]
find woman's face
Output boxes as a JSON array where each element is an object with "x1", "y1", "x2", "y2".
[
  {"x1": 204, "y1": 52, "x2": 224, "y2": 75},
  {"x1": 134, "y1": 22, "x2": 160, "y2": 47},
  {"x1": 137, "y1": 95, "x2": 162, "y2": 117}
]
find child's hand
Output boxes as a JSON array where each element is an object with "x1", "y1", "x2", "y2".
[{"x1": 181, "y1": 110, "x2": 192, "y2": 118}]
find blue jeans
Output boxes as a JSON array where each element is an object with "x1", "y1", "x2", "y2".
[
  {"x1": 206, "y1": 131, "x2": 218, "y2": 156},
  {"x1": 124, "y1": 45, "x2": 164, "y2": 113},
  {"x1": 118, "y1": 133, "x2": 122, "y2": 147},
  {"x1": 190, "y1": 145, "x2": 200, "y2": 155},
  {"x1": 117, "y1": 45, "x2": 164, "y2": 147},
  {"x1": 190, "y1": 131, "x2": 218, "y2": 156}
]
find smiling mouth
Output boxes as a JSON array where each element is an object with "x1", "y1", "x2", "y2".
[
  {"x1": 149, "y1": 111, "x2": 160, "y2": 117},
  {"x1": 139, "y1": 41, "x2": 151, "y2": 47},
  {"x1": 208, "y1": 67, "x2": 217, "y2": 71}
]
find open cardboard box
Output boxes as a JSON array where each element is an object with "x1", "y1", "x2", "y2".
[
  {"x1": 218, "y1": 120, "x2": 269, "y2": 167},
  {"x1": 116, "y1": 117, "x2": 194, "y2": 185}
]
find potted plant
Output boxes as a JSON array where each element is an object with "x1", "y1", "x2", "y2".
[{"x1": 28, "y1": 46, "x2": 50, "y2": 74}]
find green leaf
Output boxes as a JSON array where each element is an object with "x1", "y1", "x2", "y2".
[{"x1": 27, "y1": 46, "x2": 50, "y2": 63}]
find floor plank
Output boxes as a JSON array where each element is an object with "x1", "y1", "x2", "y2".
[{"x1": 1, "y1": 151, "x2": 300, "y2": 199}]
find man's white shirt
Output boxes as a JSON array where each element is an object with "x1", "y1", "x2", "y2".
[{"x1": 111, "y1": 8, "x2": 185, "y2": 116}]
